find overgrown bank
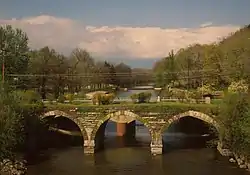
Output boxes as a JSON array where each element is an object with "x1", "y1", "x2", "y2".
[
  {"x1": 218, "y1": 92, "x2": 250, "y2": 170},
  {"x1": 0, "y1": 85, "x2": 45, "y2": 175}
]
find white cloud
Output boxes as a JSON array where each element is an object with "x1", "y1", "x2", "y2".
[
  {"x1": 0, "y1": 15, "x2": 240, "y2": 59},
  {"x1": 200, "y1": 22, "x2": 213, "y2": 28}
]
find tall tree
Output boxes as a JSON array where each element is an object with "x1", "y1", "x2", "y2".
[
  {"x1": 68, "y1": 48, "x2": 95, "y2": 92},
  {"x1": 0, "y1": 25, "x2": 29, "y2": 82},
  {"x1": 153, "y1": 50, "x2": 178, "y2": 87},
  {"x1": 28, "y1": 47, "x2": 66, "y2": 99},
  {"x1": 115, "y1": 63, "x2": 132, "y2": 88}
]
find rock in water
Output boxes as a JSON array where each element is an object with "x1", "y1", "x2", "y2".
[{"x1": 0, "y1": 159, "x2": 27, "y2": 175}]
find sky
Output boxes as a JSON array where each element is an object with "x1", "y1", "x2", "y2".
[{"x1": 0, "y1": 0, "x2": 249, "y2": 65}]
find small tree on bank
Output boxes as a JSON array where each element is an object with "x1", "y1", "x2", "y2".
[
  {"x1": 0, "y1": 84, "x2": 24, "y2": 163},
  {"x1": 218, "y1": 91, "x2": 250, "y2": 158}
]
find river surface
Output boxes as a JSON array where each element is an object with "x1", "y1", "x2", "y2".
[
  {"x1": 27, "y1": 122, "x2": 248, "y2": 175},
  {"x1": 115, "y1": 85, "x2": 158, "y2": 101}
]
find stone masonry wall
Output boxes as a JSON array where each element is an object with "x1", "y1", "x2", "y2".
[{"x1": 43, "y1": 109, "x2": 219, "y2": 156}]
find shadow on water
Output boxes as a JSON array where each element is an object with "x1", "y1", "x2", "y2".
[
  {"x1": 27, "y1": 117, "x2": 249, "y2": 175},
  {"x1": 95, "y1": 120, "x2": 152, "y2": 152},
  {"x1": 162, "y1": 116, "x2": 218, "y2": 154},
  {"x1": 26, "y1": 116, "x2": 84, "y2": 165}
]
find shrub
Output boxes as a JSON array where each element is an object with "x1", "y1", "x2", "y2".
[
  {"x1": 170, "y1": 88, "x2": 188, "y2": 102},
  {"x1": 15, "y1": 90, "x2": 42, "y2": 104},
  {"x1": 187, "y1": 90, "x2": 202, "y2": 103},
  {"x1": 218, "y1": 92, "x2": 250, "y2": 158},
  {"x1": 57, "y1": 94, "x2": 66, "y2": 103},
  {"x1": 64, "y1": 93, "x2": 75, "y2": 103},
  {"x1": 130, "y1": 92, "x2": 152, "y2": 103},
  {"x1": 197, "y1": 84, "x2": 213, "y2": 96},
  {"x1": 130, "y1": 93, "x2": 138, "y2": 103},
  {"x1": 92, "y1": 93, "x2": 115, "y2": 105},
  {"x1": 47, "y1": 93, "x2": 55, "y2": 104},
  {"x1": 0, "y1": 85, "x2": 24, "y2": 162},
  {"x1": 228, "y1": 80, "x2": 248, "y2": 93}
]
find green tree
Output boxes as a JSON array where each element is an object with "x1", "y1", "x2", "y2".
[
  {"x1": 67, "y1": 48, "x2": 95, "y2": 92},
  {"x1": 175, "y1": 44, "x2": 206, "y2": 89},
  {"x1": 0, "y1": 84, "x2": 24, "y2": 162},
  {"x1": 218, "y1": 92, "x2": 250, "y2": 157},
  {"x1": 28, "y1": 47, "x2": 70, "y2": 99},
  {"x1": 131, "y1": 68, "x2": 152, "y2": 86},
  {"x1": 203, "y1": 45, "x2": 229, "y2": 88},
  {"x1": 28, "y1": 47, "x2": 55, "y2": 98},
  {"x1": 153, "y1": 50, "x2": 178, "y2": 87},
  {"x1": 0, "y1": 25, "x2": 29, "y2": 83},
  {"x1": 115, "y1": 62, "x2": 132, "y2": 88}
]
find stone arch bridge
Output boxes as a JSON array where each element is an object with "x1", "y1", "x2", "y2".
[{"x1": 42, "y1": 109, "x2": 220, "y2": 155}]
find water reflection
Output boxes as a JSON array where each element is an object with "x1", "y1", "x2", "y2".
[{"x1": 27, "y1": 124, "x2": 248, "y2": 175}]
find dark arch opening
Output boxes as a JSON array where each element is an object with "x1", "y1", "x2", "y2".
[
  {"x1": 162, "y1": 116, "x2": 218, "y2": 153},
  {"x1": 43, "y1": 116, "x2": 84, "y2": 149},
  {"x1": 94, "y1": 119, "x2": 152, "y2": 153}
]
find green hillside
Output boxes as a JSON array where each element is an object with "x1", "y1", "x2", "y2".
[{"x1": 153, "y1": 25, "x2": 250, "y2": 90}]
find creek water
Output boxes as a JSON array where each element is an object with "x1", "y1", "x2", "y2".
[{"x1": 27, "y1": 122, "x2": 248, "y2": 175}]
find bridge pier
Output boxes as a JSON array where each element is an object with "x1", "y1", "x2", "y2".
[
  {"x1": 150, "y1": 133, "x2": 163, "y2": 155},
  {"x1": 116, "y1": 121, "x2": 136, "y2": 137},
  {"x1": 117, "y1": 123, "x2": 127, "y2": 136},
  {"x1": 151, "y1": 143, "x2": 163, "y2": 155},
  {"x1": 84, "y1": 140, "x2": 95, "y2": 154}
]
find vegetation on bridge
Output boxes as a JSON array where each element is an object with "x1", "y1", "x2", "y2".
[{"x1": 44, "y1": 102, "x2": 219, "y2": 118}]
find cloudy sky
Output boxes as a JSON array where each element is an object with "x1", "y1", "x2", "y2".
[{"x1": 0, "y1": 0, "x2": 249, "y2": 62}]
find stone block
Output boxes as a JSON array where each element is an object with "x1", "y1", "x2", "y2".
[{"x1": 150, "y1": 144, "x2": 163, "y2": 155}]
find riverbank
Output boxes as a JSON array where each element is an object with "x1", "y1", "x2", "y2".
[
  {"x1": 217, "y1": 143, "x2": 250, "y2": 171},
  {"x1": 0, "y1": 158, "x2": 27, "y2": 175},
  {"x1": 229, "y1": 154, "x2": 250, "y2": 171}
]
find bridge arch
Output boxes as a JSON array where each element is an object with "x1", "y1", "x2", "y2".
[
  {"x1": 92, "y1": 110, "x2": 153, "y2": 140},
  {"x1": 161, "y1": 110, "x2": 220, "y2": 134},
  {"x1": 42, "y1": 110, "x2": 88, "y2": 141}
]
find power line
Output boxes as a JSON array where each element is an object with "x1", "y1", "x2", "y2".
[
  {"x1": 6, "y1": 72, "x2": 239, "y2": 80},
  {"x1": 6, "y1": 68, "x2": 231, "y2": 77}
]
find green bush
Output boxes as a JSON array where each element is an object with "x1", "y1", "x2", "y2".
[
  {"x1": 64, "y1": 93, "x2": 75, "y2": 103},
  {"x1": 228, "y1": 80, "x2": 248, "y2": 93},
  {"x1": 0, "y1": 85, "x2": 24, "y2": 162},
  {"x1": 47, "y1": 93, "x2": 55, "y2": 104},
  {"x1": 170, "y1": 88, "x2": 188, "y2": 102},
  {"x1": 187, "y1": 90, "x2": 202, "y2": 103},
  {"x1": 92, "y1": 93, "x2": 115, "y2": 105},
  {"x1": 130, "y1": 92, "x2": 152, "y2": 103},
  {"x1": 15, "y1": 90, "x2": 42, "y2": 104},
  {"x1": 197, "y1": 84, "x2": 214, "y2": 95},
  {"x1": 130, "y1": 93, "x2": 138, "y2": 103},
  {"x1": 57, "y1": 94, "x2": 66, "y2": 103},
  {"x1": 218, "y1": 92, "x2": 250, "y2": 158}
]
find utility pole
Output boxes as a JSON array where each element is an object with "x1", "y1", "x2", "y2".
[
  {"x1": 187, "y1": 56, "x2": 190, "y2": 90},
  {"x1": 2, "y1": 56, "x2": 4, "y2": 83},
  {"x1": 199, "y1": 52, "x2": 204, "y2": 101}
]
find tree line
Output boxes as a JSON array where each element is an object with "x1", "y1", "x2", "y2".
[
  {"x1": 0, "y1": 25, "x2": 151, "y2": 99},
  {"x1": 153, "y1": 25, "x2": 250, "y2": 90}
]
